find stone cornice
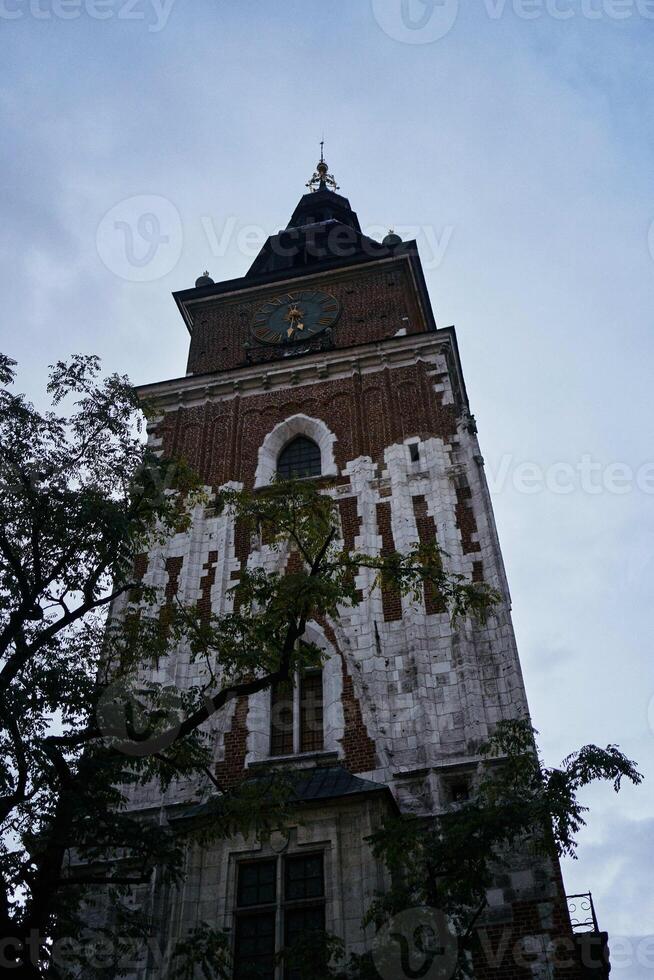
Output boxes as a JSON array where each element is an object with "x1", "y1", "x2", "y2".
[{"x1": 137, "y1": 328, "x2": 456, "y2": 413}]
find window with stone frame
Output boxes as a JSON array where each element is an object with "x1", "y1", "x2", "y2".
[
  {"x1": 233, "y1": 854, "x2": 325, "y2": 980},
  {"x1": 277, "y1": 436, "x2": 321, "y2": 480},
  {"x1": 442, "y1": 772, "x2": 472, "y2": 805},
  {"x1": 270, "y1": 669, "x2": 324, "y2": 757}
]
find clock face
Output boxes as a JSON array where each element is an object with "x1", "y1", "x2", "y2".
[{"x1": 251, "y1": 289, "x2": 341, "y2": 346}]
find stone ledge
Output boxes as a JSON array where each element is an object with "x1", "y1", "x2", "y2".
[{"x1": 247, "y1": 751, "x2": 340, "y2": 772}]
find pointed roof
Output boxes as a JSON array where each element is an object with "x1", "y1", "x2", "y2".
[
  {"x1": 287, "y1": 145, "x2": 360, "y2": 231},
  {"x1": 286, "y1": 185, "x2": 362, "y2": 233},
  {"x1": 245, "y1": 151, "x2": 393, "y2": 278},
  {"x1": 172, "y1": 153, "x2": 427, "y2": 336}
]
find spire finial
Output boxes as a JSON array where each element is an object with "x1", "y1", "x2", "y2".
[{"x1": 306, "y1": 140, "x2": 340, "y2": 193}]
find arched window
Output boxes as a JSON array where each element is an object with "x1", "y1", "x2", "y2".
[
  {"x1": 255, "y1": 415, "x2": 337, "y2": 488},
  {"x1": 277, "y1": 436, "x2": 321, "y2": 480},
  {"x1": 270, "y1": 668, "x2": 324, "y2": 757}
]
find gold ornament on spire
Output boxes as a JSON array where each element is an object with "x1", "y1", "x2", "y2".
[{"x1": 306, "y1": 140, "x2": 340, "y2": 193}]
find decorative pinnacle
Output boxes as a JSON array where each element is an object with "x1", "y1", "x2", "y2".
[{"x1": 306, "y1": 140, "x2": 340, "y2": 193}]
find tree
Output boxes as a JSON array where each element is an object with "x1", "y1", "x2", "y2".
[
  {"x1": 0, "y1": 354, "x2": 495, "y2": 978},
  {"x1": 358, "y1": 720, "x2": 642, "y2": 979},
  {"x1": 267, "y1": 719, "x2": 641, "y2": 980}
]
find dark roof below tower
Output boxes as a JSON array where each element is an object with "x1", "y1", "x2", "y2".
[
  {"x1": 286, "y1": 186, "x2": 362, "y2": 232},
  {"x1": 169, "y1": 766, "x2": 397, "y2": 825},
  {"x1": 246, "y1": 179, "x2": 399, "y2": 278},
  {"x1": 288, "y1": 765, "x2": 388, "y2": 803}
]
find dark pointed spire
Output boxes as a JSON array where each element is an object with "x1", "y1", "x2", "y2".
[
  {"x1": 245, "y1": 148, "x2": 383, "y2": 277},
  {"x1": 306, "y1": 141, "x2": 340, "y2": 193}
]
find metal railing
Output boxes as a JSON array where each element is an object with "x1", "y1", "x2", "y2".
[{"x1": 566, "y1": 892, "x2": 600, "y2": 933}]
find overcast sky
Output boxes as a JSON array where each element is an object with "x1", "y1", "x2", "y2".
[{"x1": 1, "y1": 0, "x2": 653, "y2": 974}]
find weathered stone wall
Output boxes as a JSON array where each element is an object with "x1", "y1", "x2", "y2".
[
  {"x1": 109, "y1": 325, "x2": 577, "y2": 979},
  {"x1": 80, "y1": 794, "x2": 393, "y2": 979},
  {"x1": 126, "y1": 333, "x2": 528, "y2": 803}
]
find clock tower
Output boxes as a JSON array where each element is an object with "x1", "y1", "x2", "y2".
[{"x1": 120, "y1": 155, "x2": 594, "y2": 979}]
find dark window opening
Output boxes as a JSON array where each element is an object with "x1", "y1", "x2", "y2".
[
  {"x1": 285, "y1": 854, "x2": 324, "y2": 902},
  {"x1": 283, "y1": 854, "x2": 325, "y2": 980},
  {"x1": 300, "y1": 670, "x2": 324, "y2": 754},
  {"x1": 237, "y1": 860, "x2": 277, "y2": 908},
  {"x1": 270, "y1": 670, "x2": 323, "y2": 757},
  {"x1": 445, "y1": 776, "x2": 471, "y2": 804},
  {"x1": 409, "y1": 442, "x2": 420, "y2": 463},
  {"x1": 234, "y1": 913, "x2": 276, "y2": 980},
  {"x1": 234, "y1": 855, "x2": 325, "y2": 980},
  {"x1": 270, "y1": 680, "x2": 294, "y2": 757},
  {"x1": 277, "y1": 437, "x2": 321, "y2": 480},
  {"x1": 234, "y1": 861, "x2": 277, "y2": 980}
]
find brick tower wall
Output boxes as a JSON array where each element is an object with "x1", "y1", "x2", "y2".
[{"x1": 114, "y1": 270, "x2": 581, "y2": 976}]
